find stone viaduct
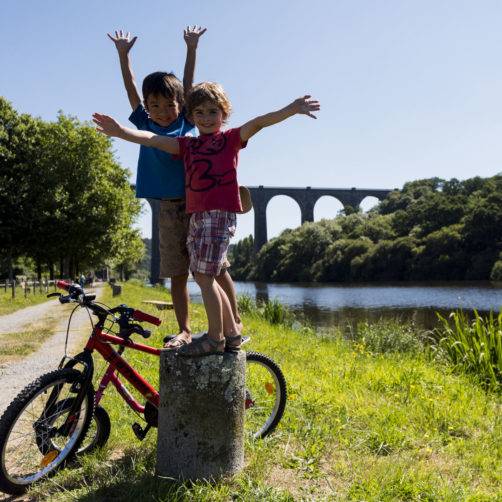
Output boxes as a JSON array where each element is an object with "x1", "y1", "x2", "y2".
[{"x1": 143, "y1": 186, "x2": 394, "y2": 283}]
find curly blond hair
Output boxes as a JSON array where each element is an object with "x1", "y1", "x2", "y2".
[{"x1": 185, "y1": 82, "x2": 232, "y2": 120}]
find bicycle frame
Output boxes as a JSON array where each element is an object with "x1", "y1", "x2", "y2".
[{"x1": 84, "y1": 326, "x2": 161, "y2": 413}]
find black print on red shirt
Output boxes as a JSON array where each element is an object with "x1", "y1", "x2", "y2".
[
  {"x1": 186, "y1": 134, "x2": 226, "y2": 156},
  {"x1": 186, "y1": 159, "x2": 236, "y2": 192},
  {"x1": 184, "y1": 134, "x2": 236, "y2": 192}
]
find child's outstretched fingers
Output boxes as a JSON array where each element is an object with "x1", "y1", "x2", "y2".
[
  {"x1": 92, "y1": 113, "x2": 119, "y2": 137},
  {"x1": 295, "y1": 95, "x2": 321, "y2": 119},
  {"x1": 184, "y1": 25, "x2": 207, "y2": 47},
  {"x1": 107, "y1": 30, "x2": 137, "y2": 53}
]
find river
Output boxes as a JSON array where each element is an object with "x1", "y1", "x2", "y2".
[{"x1": 179, "y1": 280, "x2": 502, "y2": 331}]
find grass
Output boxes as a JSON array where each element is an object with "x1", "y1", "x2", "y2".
[
  {"x1": 0, "y1": 284, "x2": 56, "y2": 316},
  {"x1": 0, "y1": 325, "x2": 54, "y2": 362},
  {"x1": 9, "y1": 281, "x2": 502, "y2": 500},
  {"x1": 434, "y1": 308, "x2": 502, "y2": 392}
]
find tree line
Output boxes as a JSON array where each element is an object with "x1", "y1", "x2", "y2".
[
  {"x1": 0, "y1": 98, "x2": 145, "y2": 281},
  {"x1": 229, "y1": 175, "x2": 502, "y2": 282}
]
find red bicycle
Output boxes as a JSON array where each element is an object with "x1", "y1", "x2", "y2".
[{"x1": 0, "y1": 281, "x2": 287, "y2": 495}]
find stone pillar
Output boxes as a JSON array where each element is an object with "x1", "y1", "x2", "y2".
[{"x1": 157, "y1": 351, "x2": 246, "y2": 480}]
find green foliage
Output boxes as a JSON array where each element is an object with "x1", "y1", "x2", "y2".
[
  {"x1": 231, "y1": 175, "x2": 502, "y2": 282},
  {"x1": 491, "y1": 257, "x2": 502, "y2": 281},
  {"x1": 228, "y1": 235, "x2": 254, "y2": 280},
  {"x1": 237, "y1": 294, "x2": 295, "y2": 326},
  {"x1": 433, "y1": 308, "x2": 502, "y2": 391},
  {"x1": 345, "y1": 318, "x2": 429, "y2": 355},
  {"x1": 0, "y1": 99, "x2": 144, "y2": 279}
]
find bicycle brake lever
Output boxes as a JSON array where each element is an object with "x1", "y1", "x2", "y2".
[
  {"x1": 47, "y1": 293, "x2": 61, "y2": 298},
  {"x1": 130, "y1": 324, "x2": 151, "y2": 339}
]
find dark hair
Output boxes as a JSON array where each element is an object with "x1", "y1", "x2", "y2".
[{"x1": 142, "y1": 72, "x2": 184, "y2": 107}]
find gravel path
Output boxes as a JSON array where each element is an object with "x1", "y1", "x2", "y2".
[{"x1": 0, "y1": 286, "x2": 105, "y2": 415}]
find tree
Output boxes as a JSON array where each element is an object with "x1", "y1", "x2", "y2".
[
  {"x1": 229, "y1": 235, "x2": 254, "y2": 280},
  {"x1": 0, "y1": 101, "x2": 144, "y2": 280},
  {"x1": 33, "y1": 112, "x2": 144, "y2": 279},
  {"x1": 0, "y1": 98, "x2": 45, "y2": 279}
]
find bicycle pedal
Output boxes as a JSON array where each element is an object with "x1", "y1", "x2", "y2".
[
  {"x1": 132, "y1": 422, "x2": 146, "y2": 440},
  {"x1": 132, "y1": 422, "x2": 151, "y2": 441}
]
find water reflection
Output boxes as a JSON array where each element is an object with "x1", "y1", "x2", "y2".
[{"x1": 174, "y1": 279, "x2": 502, "y2": 331}]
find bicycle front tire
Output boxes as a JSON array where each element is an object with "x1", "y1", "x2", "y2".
[
  {"x1": 245, "y1": 352, "x2": 287, "y2": 439},
  {"x1": 0, "y1": 368, "x2": 94, "y2": 495}
]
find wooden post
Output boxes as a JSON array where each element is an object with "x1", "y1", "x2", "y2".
[
  {"x1": 157, "y1": 351, "x2": 246, "y2": 480},
  {"x1": 11, "y1": 280, "x2": 15, "y2": 299}
]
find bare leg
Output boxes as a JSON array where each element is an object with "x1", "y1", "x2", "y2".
[
  {"x1": 164, "y1": 273, "x2": 191, "y2": 348},
  {"x1": 194, "y1": 272, "x2": 225, "y2": 347},
  {"x1": 216, "y1": 268, "x2": 243, "y2": 333}
]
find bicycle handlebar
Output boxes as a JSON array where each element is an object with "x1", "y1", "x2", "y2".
[
  {"x1": 133, "y1": 310, "x2": 162, "y2": 326},
  {"x1": 57, "y1": 281, "x2": 162, "y2": 326},
  {"x1": 57, "y1": 280, "x2": 83, "y2": 296}
]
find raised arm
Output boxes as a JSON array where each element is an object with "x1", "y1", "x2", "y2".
[
  {"x1": 239, "y1": 95, "x2": 321, "y2": 143},
  {"x1": 107, "y1": 30, "x2": 142, "y2": 111},
  {"x1": 182, "y1": 25, "x2": 207, "y2": 96},
  {"x1": 92, "y1": 113, "x2": 180, "y2": 155}
]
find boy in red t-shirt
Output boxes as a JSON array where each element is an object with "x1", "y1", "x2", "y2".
[{"x1": 93, "y1": 82, "x2": 320, "y2": 356}]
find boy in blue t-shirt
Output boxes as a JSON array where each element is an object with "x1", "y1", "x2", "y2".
[{"x1": 108, "y1": 27, "x2": 242, "y2": 348}]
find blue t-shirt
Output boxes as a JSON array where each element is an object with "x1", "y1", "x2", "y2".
[{"x1": 129, "y1": 104, "x2": 196, "y2": 199}]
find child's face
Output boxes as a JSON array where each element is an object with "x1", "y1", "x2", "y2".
[
  {"x1": 145, "y1": 94, "x2": 180, "y2": 127},
  {"x1": 191, "y1": 101, "x2": 226, "y2": 135}
]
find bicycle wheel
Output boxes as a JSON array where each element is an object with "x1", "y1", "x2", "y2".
[
  {"x1": 77, "y1": 404, "x2": 111, "y2": 455},
  {"x1": 0, "y1": 368, "x2": 94, "y2": 495},
  {"x1": 245, "y1": 352, "x2": 287, "y2": 439}
]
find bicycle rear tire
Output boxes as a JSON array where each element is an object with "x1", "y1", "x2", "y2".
[
  {"x1": 245, "y1": 352, "x2": 287, "y2": 439},
  {"x1": 0, "y1": 368, "x2": 94, "y2": 495},
  {"x1": 77, "y1": 404, "x2": 111, "y2": 455}
]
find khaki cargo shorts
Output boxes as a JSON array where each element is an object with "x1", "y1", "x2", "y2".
[
  {"x1": 159, "y1": 199, "x2": 191, "y2": 278},
  {"x1": 158, "y1": 199, "x2": 230, "y2": 278}
]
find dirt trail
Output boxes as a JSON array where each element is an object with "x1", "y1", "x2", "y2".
[{"x1": 0, "y1": 285, "x2": 105, "y2": 414}]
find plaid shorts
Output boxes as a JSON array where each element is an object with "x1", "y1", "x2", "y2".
[{"x1": 187, "y1": 210, "x2": 236, "y2": 276}]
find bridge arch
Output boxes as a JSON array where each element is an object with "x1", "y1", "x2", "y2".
[
  {"x1": 140, "y1": 185, "x2": 394, "y2": 282},
  {"x1": 313, "y1": 195, "x2": 345, "y2": 221},
  {"x1": 249, "y1": 186, "x2": 393, "y2": 262}
]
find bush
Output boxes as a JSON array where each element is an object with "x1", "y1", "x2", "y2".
[
  {"x1": 345, "y1": 319, "x2": 428, "y2": 355},
  {"x1": 490, "y1": 259, "x2": 502, "y2": 281}
]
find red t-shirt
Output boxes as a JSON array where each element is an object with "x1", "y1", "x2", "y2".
[{"x1": 175, "y1": 127, "x2": 247, "y2": 214}]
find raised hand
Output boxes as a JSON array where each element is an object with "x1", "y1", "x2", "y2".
[
  {"x1": 92, "y1": 113, "x2": 122, "y2": 138},
  {"x1": 291, "y1": 95, "x2": 321, "y2": 119},
  {"x1": 107, "y1": 30, "x2": 138, "y2": 54},
  {"x1": 183, "y1": 25, "x2": 207, "y2": 48}
]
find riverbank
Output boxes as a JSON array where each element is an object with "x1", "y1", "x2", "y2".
[
  {"x1": 178, "y1": 278, "x2": 502, "y2": 331},
  {"x1": 21, "y1": 281, "x2": 502, "y2": 501}
]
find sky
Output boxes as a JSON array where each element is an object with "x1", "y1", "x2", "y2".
[{"x1": 2, "y1": 0, "x2": 502, "y2": 243}]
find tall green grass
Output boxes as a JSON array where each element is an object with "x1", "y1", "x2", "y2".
[
  {"x1": 25, "y1": 282, "x2": 502, "y2": 501},
  {"x1": 238, "y1": 294, "x2": 295, "y2": 326},
  {"x1": 434, "y1": 307, "x2": 502, "y2": 391}
]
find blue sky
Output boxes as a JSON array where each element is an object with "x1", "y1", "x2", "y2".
[{"x1": 2, "y1": 0, "x2": 502, "y2": 242}]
